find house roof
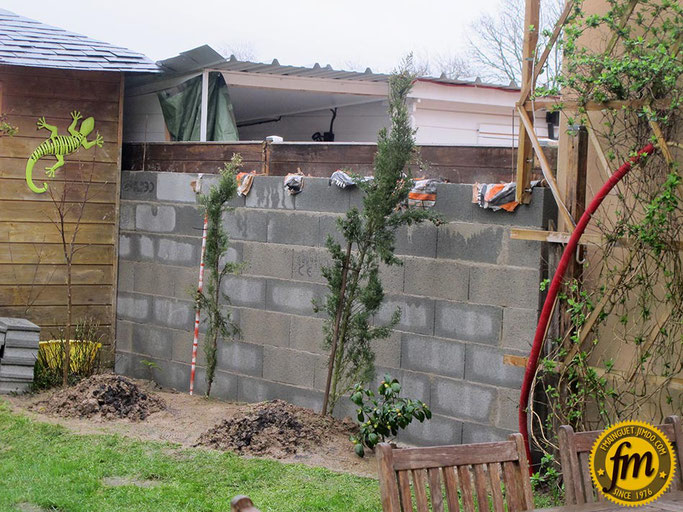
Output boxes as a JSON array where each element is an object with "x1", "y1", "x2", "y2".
[
  {"x1": 0, "y1": 9, "x2": 158, "y2": 72},
  {"x1": 156, "y1": 45, "x2": 519, "y2": 92}
]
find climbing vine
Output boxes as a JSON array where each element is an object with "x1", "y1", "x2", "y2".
[{"x1": 531, "y1": 0, "x2": 682, "y2": 453}]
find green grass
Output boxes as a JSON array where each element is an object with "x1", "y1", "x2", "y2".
[{"x1": 0, "y1": 402, "x2": 382, "y2": 512}]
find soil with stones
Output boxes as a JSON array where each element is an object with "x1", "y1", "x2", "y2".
[
  {"x1": 31, "y1": 373, "x2": 166, "y2": 421},
  {"x1": 196, "y1": 399, "x2": 357, "y2": 459}
]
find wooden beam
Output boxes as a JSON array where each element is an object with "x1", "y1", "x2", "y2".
[
  {"x1": 519, "y1": 0, "x2": 574, "y2": 103},
  {"x1": 564, "y1": 126, "x2": 588, "y2": 228},
  {"x1": 511, "y1": 227, "x2": 683, "y2": 250},
  {"x1": 517, "y1": 105, "x2": 575, "y2": 228},
  {"x1": 528, "y1": 98, "x2": 671, "y2": 111},
  {"x1": 515, "y1": 0, "x2": 540, "y2": 204}
]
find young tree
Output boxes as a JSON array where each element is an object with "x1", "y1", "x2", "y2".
[
  {"x1": 317, "y1": 59, "x2": 441, "y2": 415},
  {"x1": 195, "y1": 155, "x2": 241, "y2": 396}
]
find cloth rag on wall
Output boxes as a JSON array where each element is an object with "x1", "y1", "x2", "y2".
[
  {"x1": 236, "y1": 171, "x2": 263, "y2": 197},
  {"x1": 284, "y1": 173, "x2": 304, "y2": 195},
  {"x1": 157, "y1": 72, "x2": 239, "y2": 141},
  {"x1": 329, "y1": 169, "x2": 374, "y2": 189},
  {"x1": 408, "y1": 178, "x2": 443, "y2": 209},
  {"x1": 474, "y1": 180, "x2": 540, "y2": 212}
]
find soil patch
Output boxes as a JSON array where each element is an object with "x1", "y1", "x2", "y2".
[
  {"x1": 102, "y1": 476, "x2": 161, "y2": 488},
  {"x1": 31, "y1": 373, "x2": 165, "y2": 421},
  {"x1": 197, "y1": 399, "x2": 357, "y2": 459}
]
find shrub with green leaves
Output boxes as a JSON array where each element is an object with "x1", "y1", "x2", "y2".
[{"x1": 350, "y1": 374, "x2": 431, "y2": 457}]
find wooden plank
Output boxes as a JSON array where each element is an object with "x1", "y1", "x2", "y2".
[
  {"x1": 377, "y1": 444, "x2": 401, "y2": 512},
  {"x1": 0, "y1": 64, "x2": 121, "y2": 83},
  {"x1": 584, "y1": 116, "x2": 613, "y2": 182},
  {"x1": 501, "y1": 461, "x2": 523, "y2": 512},
  {"x1": 559, "y1": 425, "x2": 583, "y2": 505},
  {"x1": 564, "y1": 126, "x2": 588, "y2": 229},
  {"x1": 0, "y1": 264, "x2": 113, "y2": 286},
  {"x1": 0, "y1": 243, "x2": 113, "y2": 265},
  {"x1": 664, "y1": 417, "x2": 683, "y2": 491},
  {"x1": 0, "y1": 304, "x2": 112, "y2": 326},
  {"x1": 0, "y1": 201, "x2": 116, "y2": 223},
  {"x1": 1, "y1": 222, "x2": 115, "y2": 244},
  {"x1": 392, "y1": 442, "x2": 519, "y2": 470},
  {"x1": 473, "y1": 464, "x2": 490, "y2": 512},
  {"x1": 0, "y1": 284, "x2": 111, "y2": 307},
  {"x1": 515, "y1": 0, "x2": 539, "y2": 204},
  {"x1": 0, "y1": 180, "x2": 116, "y2": 203},
  {"x1": 412, "y1": 469, "x2": 430, "y2": 512},
  {"x1": 1, "y1": 136, "x2": 117, "y2": 162},
  {"x1": 510, "y1": 433, "x2": 534, "y2": 509},
  {"x1": 1, "y1": 74, "x2": 121, "y2": 103},
  {"x1": 442, "y1": 466, "x2": 460, "y2": 512},
  {"x1": 517, "y1": 105, "x2": 575, "y2": 228},
  {"x1": 397, "y1": 470, "x2": 414, "y2": 512},
  {"x1": 457, "y1": 466, "x2": 476, "y2": 512},
  {"x1": 488, "y1": 463, "x2": 505, "y2": 512},
  {"x1": 428, "y1": 467, "x2": 444, "y2": 512},
  {"x1": 0, "y1": 157, "x2": 118, "y2": 183},
  {"x1": 5, "y1": 115, "x2": 119, "y2": 142},
  {"x1": 579, "y1": 452, "x2": 596, "y2": 503},
  {"x1": 4, "y1": 94, "x2": 119, "y2": 122}
]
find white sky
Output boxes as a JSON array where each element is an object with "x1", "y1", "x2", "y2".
[{"x1": 4, "y1": 0, "x2": 500, "y2": 73}]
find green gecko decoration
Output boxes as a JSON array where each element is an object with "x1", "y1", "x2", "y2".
[{"x1": 25, "y1": 110, "x2": 103, "y2": 194}]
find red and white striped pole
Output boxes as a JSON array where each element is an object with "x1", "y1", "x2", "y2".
[{"x1": 190, "y1": 176, "x2": 208, "y2": 395}]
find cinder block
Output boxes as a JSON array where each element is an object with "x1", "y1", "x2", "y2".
[
  {"x1": 400, "y1": 370, "x2": 432, "y2": 406},
  {"x1": 395, "y1": 223, "x2": 438, "y2": 258},
  {"x1": 237, "y1": 376, "x2": 278, "y2": 403},
  {"x1": 119, "y1": 203, "x2": 135, "y2": 230},
  {"x1": 193, "y1": 367, "x2": 238, "y2": 401},
  {"x1": 377, "y1": 295, "x2": 435, "y2": 336},
  {"x1": 265, "y1": 279, "x2": 324, "y2": 316},
  {"x1": 119, "y1": 234, "x2": 132, "y2": 258},
  {"x1": 152, "y1": 296, "x2": 194, "y2": 330},
  {"x1": 263, "y1": 346, "x2": 319, "y2": 387},
  {"x1": 284, "y1": 385, "x2": 324, "y2": 411},
  {"x1": 379, "y1": 262, "x2": 405, "y2": 295},
  {"x1": 115, "y1": 320, "x2": 133, "y2": 353},
  {"x1": 152, "y1": 359, "x2": 191, "y2": 392},
  {"x1": 117, "y1": 260, "x2": 135, "y2": 292},
  {"x1": 403, "y1": 257, "x2": 468, "y2": 301},
  {"x1": 239, "y1": 307, "x2": 290, "y2": 347},
  {"x1": 132, "y1": 262, "x2": 174, "y2": 297},
  {"x1": 495, "y1": 387, "x2": 521, "y2": 431},
  {"x1": 242, "y1": 242, "x2": 293, "y2": 279},
  {"x1": 172, "y1": 266, "x2": 200, "y2": 300},
  {"x1": 120, "y1": 171, "x2": 157, "y2": 201},
  {"x1": 370, "y1": 330, "x2": 401, "y2": 369},
  {"x1": 171, "y1": 330, "x2": 205, "y2": 366},
  {"x1": 437, "y1": 223, "x2": 504, "y2": 264},
  {"x1": 468, "y1": 266, "x2": 541, "y2": 309},
  {"x1": 462, "y1": 422, "x2": 513, "y2": 444},
  {"x1": 156, "y1": 172, "x2": 199, "y2": 203},
  {"x1": 289, "y1": 315, "x2": 326, "y2": 354},
  {"x1": 431, "y1": 377, "x2": 496, "y2": 422},
  {"x1": 156, "y1": 236, "x2": 201, "y2": 267},
  {"x1": 434, "y1": 300, "x2": 502, "y2": 344},
  {"x1": 465, "y1": 344, "x2": 525, "y2": 389},
  {"x1": 200, "y1": 174, "x2": 245, "y2": 208},
  {"x1": 401, "y1": 334, "x2": 465, "y2": 379},
  {"x1": 501, "y1": 307, "x2": 537, "y2": 352},
  {"x1": 114, "y1": 351, "x2": 133, "y2": 376},
  {"x1": 294, "y1": 178, "x2": 351, "y2": 213},
  {"x1": 217, "y1": 341, "x2": 263, "y2": 377},
  {"x1": 223, "y1": 208, "x2": 268, "y2": 242},
  {"x1": 318, "y1": 214, "x2": 346, "y2": 247},
  {"x1": 266, "y1": 211, "x2": 319, "y2": 246},
  {"x1": 246, "y1": 176, "x2": 295, "y2": 209},
  {"x1": 433, "y1": 184, "x2": 475, "y2": 223},
  {"x1": 131, "y1": 323, "x2": 176, "y2": 360},
  {"x1": 503, "y1": 235, "x2": 543, "y2": 269},
  {"x1": 135, "y1": 204, "x2": 177, "y2": 233},
  {"x1": 291, "y1": 248, "x2": 331, "y2": 284},
  {"x1": 116, "y1": 293, "x2": 151, "y2": 323},
  {"x1": 221, "y1": 275, "x2": 266, "y2": 308},
  {"x1": 398, "y1": 413, "x2": 463, "y2": 447}
]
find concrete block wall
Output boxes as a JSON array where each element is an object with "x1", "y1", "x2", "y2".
[{"x1": 115, "y1": 171, "x2": 556, "y2": 446}]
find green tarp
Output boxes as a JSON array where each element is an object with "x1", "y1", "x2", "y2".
[{"x1": 157, "y1": 72, "x2": 239, "y2": 141}]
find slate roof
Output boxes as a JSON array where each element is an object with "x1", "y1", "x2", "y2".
[{"x1": 0, "y1": 9, "x2": 158, "y2": 72}]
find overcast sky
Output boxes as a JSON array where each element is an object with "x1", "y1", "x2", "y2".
[{"x1": 4, "y1": 0, "x2": 500, "y2": 73}]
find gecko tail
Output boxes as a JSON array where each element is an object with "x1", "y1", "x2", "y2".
[{"x1": 25, "y1": 158, "x2": 48, "y2": 194}]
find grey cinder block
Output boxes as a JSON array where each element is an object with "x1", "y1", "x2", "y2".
[
  {"x1": 239, "y1": 307, "x2": 290, "y2": 348},
  {"x1": 394, "y1": 223, "x2": 438, "y2": 258},
  {"x1": 377, "y1": 295, "x2": 436, "y2": 336},
  {"x1": 221, "y1": 275, "x2": 267, "y2": 309},
  {"x1": 263, "y1": 346, "x2": 319, "y2": 387},
  {"x1": 465, "y1": 344, "x2": 525, "y2": 389},
  {"x1": 120, "y1": 171, "x2": 158, "y2": 201},
  {"x1": 242, "y1": 242, "x2": 294, "y2": 280},
  {"x1": 217, "y1": 341, "x2": 263, "y2": 377},
  {"x1": 266, "y1": 211, "x2": 319, "y2": 246},
  {"x1": 401, "y1": 333, "x2": 465, "y2": 379},
  {"x1": 246, "y1": 176, "x2": 295, "y2": 210},
  {"x1": 431, "y1": 377, "x2": 496, "y2": 422},
  {"x1": 398, "y1": 413, "x2": 463, "y2": 447},
  {"x1": 437, "y1": 222, "x2": 504, "y2": 264},
  {"x1": 265, "y1": 279, "x2": 324, "y2": 316},
  {"x1": 294, "y1": 178, "x2": 351, "y2": 213},
  {"x1": 462, "y1": 422, "x2": 513, "y2": 444},
  {"x1": 403, "y1": 257, "x2": 468, "y2": 301},
  {"x1": 434, "y1": 300, "x2": 502, "y2": 344},
  {"x1": 223, "y1": 208, "x2": 268, "y2": 242},
  {"x1": 468, "y1": 266, "x2": 541, "y2": 309}
]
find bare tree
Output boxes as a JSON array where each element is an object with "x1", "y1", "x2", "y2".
[
  {"x1": 466, "y1": 0, "x2": 565, "y2": 87},
  {"x1": 433, "y1": 53, "x2": 475, "y2": 80},
  {"x1": 216, "y1": 42, "x2": 257, "y2": 62}
]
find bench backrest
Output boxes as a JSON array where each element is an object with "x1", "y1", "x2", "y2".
[
  {"x1": 558, "y1": 416, "x2": 683, "y2": 505},
  {"x1": 377, "y1": 433, "x2": 534, "y2": 512}
]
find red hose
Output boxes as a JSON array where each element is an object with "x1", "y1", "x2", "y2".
[{"x1": 518, "y1": 143, "x2": 656, "y2": 465}]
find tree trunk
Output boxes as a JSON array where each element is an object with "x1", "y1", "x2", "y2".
[{"x1": 62, "y1": 257, "x2": 72, "y2": 387}]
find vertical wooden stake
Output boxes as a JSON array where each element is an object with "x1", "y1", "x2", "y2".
[{"x1": 515, "y1": 0, "x2": 540, "y2": 204}]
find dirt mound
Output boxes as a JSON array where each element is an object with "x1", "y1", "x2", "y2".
[
  {"x1": 197, "y1": 400, "x2": 356, "y2": 458},
  {"x1": 33, "y1": 373, "x2": 165, "y2": 421}
]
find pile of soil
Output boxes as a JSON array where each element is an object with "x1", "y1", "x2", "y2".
[
  {"x1": 32, "y1": 373, "x2": 166, "y2": 421},
  {"x1": 197, "y1": 399, "x2": 356, "y2": 459}
]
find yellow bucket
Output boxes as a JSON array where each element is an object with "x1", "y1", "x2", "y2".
[{"x1": 38, "y1": 340, "x2": 102, "y2": 373}]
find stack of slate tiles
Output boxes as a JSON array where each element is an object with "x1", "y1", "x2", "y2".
[{"x1": 0, "y1": 317, "x2": 40, "y2": 393}]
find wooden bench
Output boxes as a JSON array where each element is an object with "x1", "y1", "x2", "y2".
[
  {"x1": 376, "y1": 433, "x2": 534, "y2": 512},
  {"x1": 558, "y1": 416, "x2": 683, "y2": 505}
]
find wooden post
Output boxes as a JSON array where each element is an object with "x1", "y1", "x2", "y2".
[{"x1": 515, "y1": 0, "x2": 540, "y2": 204}]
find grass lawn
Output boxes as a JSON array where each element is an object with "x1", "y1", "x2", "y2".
[{"x1": 0, "y1": 402, "x2": 382, "y2": 512}]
